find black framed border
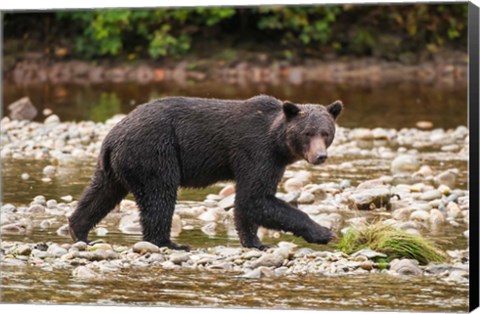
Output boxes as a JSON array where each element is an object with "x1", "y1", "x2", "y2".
[{"x1": 469, "y1": 1, "x2": 480, "y2": 312}]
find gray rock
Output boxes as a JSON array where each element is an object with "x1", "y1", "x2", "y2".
[
  {"x1": 434, "y1": 170, "x2": 456, "y2": 189},
  {"x1": 218, "y1": 193, "x2": 235, "y2": 210},
  {"x1": 1, "y1": 219, "x2": 33, "y2": 234},
  {"x1": 47, "y1": 244, "x2": 68, "y2": 257},
  {"x1": 72, "y1": 266, "x2": 98, "y2": 279},
  {"x1": 169, "y1": 252, "x2": 191, "y2": 265},
  {"x1": 351, "y1": 248, "x2": 387, "y2": 260},
  {"x1": 15, "y1": 244, "x2": 32, "y2": 256},
  {"x1": 8, "y1": 97, "x2": 38, "y2": 121},
  {"x1": 44, "y1": 114, "x2": 60, "y2": 124},
  {"x1": 132, "y1": 241, "x2": 160, "y2": 254},
  {"x1": 1, "y1": 203, "x2": 16, "y2": 213},
  {"x1": 390, "y1": 259, "x2": 422, "y2": 276},
  {"x1": 27, "y1": 204, "x2": 46, "y2": 214},
  {"x1": 72, "y1": 241, "x2": 88, "y2": 251},
  {"x1": 43, "y1": 166, "x2": 57, "y2": 177},
  {"x1": 419, "y1": 190, "x2": 442, "y2": 201},
  {"x1": 391, "y1": 155, "x2": 418, "y2": 174},
  {"x1": 297, "y1": 191, "x2": 315, "y2": 204},
  {"x1": 251, "y1": 253, "x2": 284, "y2": 268},
  {"x1": 347, "y1": 187, "x2": 392, "y2": 210}
]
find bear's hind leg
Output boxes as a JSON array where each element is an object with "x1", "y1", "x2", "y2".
[
  {"x1": 130, "y1": 178, "x2": 190, "y2": 251},
  {"x1": 69, "y1": 169, "x2": 128, "y2": 243}
]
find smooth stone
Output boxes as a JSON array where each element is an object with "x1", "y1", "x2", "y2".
[
  {"x1": 169, "y1": 252, "x2": 191, "y2": 265},
  {"x1": 429, "y1": 209, "x2": 445, "y2": 226},
  {"x1": 72, "y1": 241, "x2": 88, "y2": 251},
  {"x1": 434, "y1": 170, "x2": 456, "y2": 188},
  {"x1": 347, "y1": 187, "x2": 391, "y2": 210},
  {"x1": 21, "y1": 173, "x2": 30, "y2": 180},
  {"x1": 218, "y1": 194, "x2": 235, "y2": 210},
  {"x1": 251, "y1": 253, "x2": 284, "y2": 268},
  {"x1": 446, "y1": 202, "x2": 461, "y2": 219},
  {"x1": 284, "y1": 177, "x2": 304, "y2": 193},
  {"x1": 8, "y1": 97, "x2": 37, "y2": 121},
  {"x1": 391, "y1": 155, "x2": 418, "y2": 174},
  {"x1": 297, "y1": 191, "x2": 315, "y2": 204},
  {"x1": 351, "y1": 248, "x2": 387, "y2": 259},
  {"x1": 410, "y1": 210, "x2": 430, "y2": 221},
  {"x1": 1, "y1": 203, "x2": 17, "y2": 213},
  {"x1": 46, "y1": 199, "x2": 58, "y2": 208},
  {"x1": 15, "y1": 244, "x2": 32, "y2": 256},
  {"x1": 44, "y1": 114, "x2": 60, "y2": 124},
  {"x1": 72, "y1": 266, "x2": 98, "y2": 279},
  {"x1": 95, "y1": 227, "x2": 109, "y2": 237},
  {"x1": 218, "y1": 184, "x2": 235, "y2": 198},
  {"x1": 42, "y1": 165, "x2": 56, "y2": 177},
  {"x1": 47, "y1": 245, "x2": 68, "y2": 257},
  {"x1": 132, "y1": 241, "x2": 160, "y2": 254},
  {"x1": 27, "y1": 204, "x2": 45, "y2": 214},
  {"x1": 419, "y1": 190, "x2": 442, "y2": 201},
  {"x1": 390, "y1": 259, "x2": 422, "y2": 276},
  {"x1": 88, "y1": 243, "x2": 113, "y2": 251}
]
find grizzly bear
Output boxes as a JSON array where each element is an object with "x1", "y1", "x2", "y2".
[{"x1": 68, "y1": 95, "x2": 343, "y2": 251}]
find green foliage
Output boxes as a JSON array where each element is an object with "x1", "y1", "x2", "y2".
[
  {"x1": 4, "y1": 3, "x2": 468, "y2": 61},
  {"x1": 337, "y1": 222, "x2": 447, "y2": 265}
]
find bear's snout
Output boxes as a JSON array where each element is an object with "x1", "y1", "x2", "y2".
[
  {"x1": 313, "y1": 152, "x2": 328, "y2": 165},
  {"x1": 306, "y1": 136, "x2": 328, "y2": 165}
]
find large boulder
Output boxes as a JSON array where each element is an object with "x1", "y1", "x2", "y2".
[{"x1": 8, "y1": 97, "x2": 37, "y2": 121}]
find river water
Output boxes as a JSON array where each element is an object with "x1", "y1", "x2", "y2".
[{"x1": 1, "y1": 80, "x2": 469, "y2": 311}]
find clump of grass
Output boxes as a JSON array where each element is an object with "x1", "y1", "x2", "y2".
[{"x1": 337, "y1": 222, "x2": 447, "y2": 265}]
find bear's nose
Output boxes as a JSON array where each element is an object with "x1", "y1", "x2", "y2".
[{"x1": 314, "y1": 153, "x2": 328, "y2": 164}]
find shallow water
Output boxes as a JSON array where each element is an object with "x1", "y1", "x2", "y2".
[{"x1": 1, "y1": 80, "x2": 470, "y2": 311}]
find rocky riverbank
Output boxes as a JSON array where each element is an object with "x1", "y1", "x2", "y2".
[
  {"x1": 1, "y1": 111, "x2": 470, "y2": 284},
  {"x1": 4, "y1": 55, "x2": 468, "y2": 86}
]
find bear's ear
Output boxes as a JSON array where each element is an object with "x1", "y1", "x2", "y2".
[
  {"x1": 326, "y1": 100, "x2": 343, "y2": 120},
  {"x1": 283, "y1": 101, "x2": 300, "y2": 118}
]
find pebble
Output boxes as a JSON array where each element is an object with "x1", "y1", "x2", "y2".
[
  {"x1": 446, "y1": 202, "x2": 461, "y2": 219},
  {"x1": 284, "y1": 178, "x2": 304, "y2": 193},
  {"x1": 88, "y1": 243, "x2": 113, "y2": 251},
  {"x1": 391, "y1": 155, "x2": 418, "y2": 174},
  {"x1": 21, "y1": 173, "x2": 30, "y2": 180},
  {"x1": 132, "y1": 241, "x2": 160, "y2": 254},
  {"x1": 72, "y1": 266, "x2": 98, "y2": 279},
  {"x1": 297, "y1": 191, "x2": 315, "y2": 204},
  {"x1": 419, "y1": 190, "x2": 442, "y2": 201},
  {"x1": 44, "y1": 114, "x2": 60, "y2": 124},
  {"x1": 218, "y1": 194, "x2": 235, "y2": 210},
  {"x1": 42, "y1": 165, "x2": 56, "y2": 177},
  {"x1": 410, "y1": 210, "x2": 430, "y2": 222},
  {"x1": 95, "y1": 227, "x2": 109, "y2": 236},
  {"x1": 251, "y1": 253, "x2": 284, "y2": 268},
  {"x1": 169, "y1": 252, "x2": 191, "y2": 265},
  {"x1": 219, "y1": 184, "x2": 235, "y2": 198},
  {"x1": 434, "y1": 170, "x2": 456, "y2": 188},
  {"x1": 390, "y1": 259, "x2": 422, "y2": 276}
]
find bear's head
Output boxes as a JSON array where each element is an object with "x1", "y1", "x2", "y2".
[{"x1": 282, "y1": 100, "x2": 343, "y2": 165}]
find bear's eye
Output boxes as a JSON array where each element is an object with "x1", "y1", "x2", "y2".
[
  {"x1": 321, "y1": 131, "x2": 329, "y2": 138},
  {"x1": 305, "y1": 131, "x2": 314, "y2": 137}
]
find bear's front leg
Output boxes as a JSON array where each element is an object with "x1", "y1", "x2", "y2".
[
  {"x1": 239, "y1": 195, "x2": 335, "y2": 245},
  {"x1": 234, "y1": 208, "x2": 272, "y2": 251}
]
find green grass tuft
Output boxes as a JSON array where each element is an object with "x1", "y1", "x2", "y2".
[{"x1": 337, "y1": 222, "x2": 447, "y2": 265}]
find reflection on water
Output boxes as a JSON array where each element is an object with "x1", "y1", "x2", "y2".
[
  {"x1": 2, "y1": 81, "x2": 467, "y2": 129},
  {"x1": 1, "y1": 264, "x2": 468, "y2": 311}
]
